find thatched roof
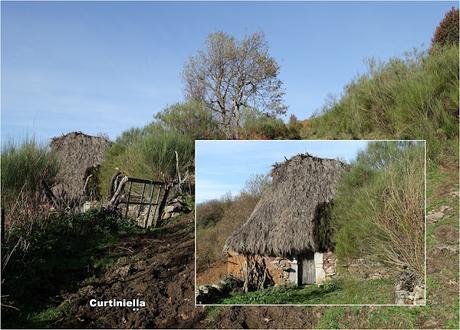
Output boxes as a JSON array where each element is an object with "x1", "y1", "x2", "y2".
[
  {"x1": 224, "y1": 153, "x2": 347, "y2": 257},
  {"x1": 50, "y1": 131, "x2": 111, "y2": 200}
]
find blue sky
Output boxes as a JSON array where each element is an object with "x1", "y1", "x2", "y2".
[
  {"x1": 1, "y1": 1, "x2": 457, "y2": 143},
  {"x1": 196, "y1": 140, "x2": 369, "y2": 203}
]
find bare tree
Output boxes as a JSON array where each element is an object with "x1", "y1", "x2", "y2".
[{"x1": 183, "y1": 32, "x2": 287, "y2": 138}]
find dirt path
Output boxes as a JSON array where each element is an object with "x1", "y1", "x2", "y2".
[{"x1": 59, "y1": 214, "x2": 206, "y2": 328}]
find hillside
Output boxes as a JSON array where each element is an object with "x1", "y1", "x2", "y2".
[
  {"x1": 2, "y1": 7, "x2": 458, "y2": 329},
  {"x1": 194, "y1": 44, "x2": 459, "y2": 327},
  {"x1": 303, "y1": 44, "x2": 458, "y2": 161}
]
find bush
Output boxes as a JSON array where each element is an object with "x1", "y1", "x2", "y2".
[
  {"x1": 196, "y1": 193, "x2": 260, "y2": 272},
  {"x1": 432, "y1": 8, "x2": 459, "y2": 48},
  {"x1": 1, "y1": 138, "x2": 60, "y2": 234},
  {"x1": 303, "y1": 45, "x2": 458, "y2": 161},
  {"x1": 99, "y1": 124, "x2": 194, "y2": 197},
  {"x1": 332, "y1": 142, "x2": 425, "y2": 281},
  {"x1": 1, "y1": 138, "x2": 59, "y2": 205},
  {"x1": 240, "y1": 174, "x2": 271, "y2": 199},
  {"x1": 196, "y1": 200, "x2": 226, "y2": 228},
  {"x1": 2, "y1": 208, "x2": 139, "y2": 317},
  {"x1": 239, "y1": 108, "x2": 297, "y2": 139},
  {"x1": 155, "y1": 101, "x2": 221, "y2": 139}
]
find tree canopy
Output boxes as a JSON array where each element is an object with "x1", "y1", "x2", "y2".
[{"x1": 183, "y1": 31, "x2": 287, "y2": 138}]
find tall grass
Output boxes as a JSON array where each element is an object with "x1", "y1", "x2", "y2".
[
  {"x1": 1, "y1": 138, "x2": 59, "y2": 205},
  {"x1": 332, "y1": 142, "x2": 425, "y2": 281},
  {"x1": 1, "y1": 138, "x2": 60, "y2": 235},
  {"x1": 99, "y1": 124, "x2": 194, "y2": 198},
  {"x1": 304, "y1": 45, "x2": 458, "y2": 161}
]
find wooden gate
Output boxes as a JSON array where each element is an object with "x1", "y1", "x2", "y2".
[{"x1": 107, "y1": 172, "x2": 170, "y2": 228}]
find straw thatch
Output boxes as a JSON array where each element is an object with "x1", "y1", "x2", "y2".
[
  {"x1": 224, "y1": 153, "x2": 347, "y2": 257},
  {"x1": 50, "y1": 131, "x2": 111, "y2": 200}
]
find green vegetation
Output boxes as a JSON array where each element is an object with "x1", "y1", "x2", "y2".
[
  {"x1": 25, "y1": 301, "x2": 70, "y2": 329},
  {"x1": 99, "y1": 122, "x2": 194, "y2": 197},
  {"x1": 196, "y1": 194, "x2": 259, "y2": 272},
  {"x1": 2, "y1": 209, "x2": 143, "y2": 328},
  {"x1": 332, "y1": 142, "x2": 425, "y2": 280},
  {"x1": 1, "y1": 138, "x2": 59, "y2": 207},
  {"x1": 317, "y1": 305, "x2": 422, "y2": 329},
  {"x1": 303, "y1": 44, "x2": 458, "y2": 161},
  {"x1": 239, "y1": 108, "x2": 300, "y2": 139},
  {"x1": 155, "y1": 101, "x2": 220, "y2": 140},
  {"x1": 312, "y1": 159, "x2": 459, "y2": 329},
  {"x1": 216, "y1": 278, "x2": 394, "y2": 304},
  {"x1": 196, "y1": 174, "x2": 270, "y2": 273}
]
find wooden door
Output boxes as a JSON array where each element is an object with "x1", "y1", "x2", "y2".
[{"x1": 300, "y1": 257, "x2": 315, "y2": 285}]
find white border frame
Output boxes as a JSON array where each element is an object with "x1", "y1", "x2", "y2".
[{"x1": 194, "y1": 139, "x2": 427, "y2": 307}]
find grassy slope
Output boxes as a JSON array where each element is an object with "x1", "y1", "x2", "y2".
[
  {"x1": 217, "y1": 278, "x2": 394, "y2": 305},
  {"x1": 303, "y1": 46, "x2": 459, "y2": 328},
  {"x1": 205, "y1": 46, "x2": 459, "y2": 329},
  {"x1": 315, "y1": 161, "x2": 459, "y2": 329}
]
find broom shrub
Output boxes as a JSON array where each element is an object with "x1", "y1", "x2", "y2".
[
  {"x1": 332, "y1": 141, "x2": 425, "y2": 281},
  {"x1": 303, "y1": 45, "x2": 458, "y2": 161}
]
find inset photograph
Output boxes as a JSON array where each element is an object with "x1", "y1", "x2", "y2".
[{"x1": 195, "y1": 140, "x2": 425, "y2": 305}]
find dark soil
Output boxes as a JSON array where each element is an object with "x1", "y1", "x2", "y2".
[
  {"x1": 58, "y1": 215, "x2": 205, "y2": 328},
  {"x1": 202, "y1": 306, "x2": 321, "y2": 329},
  {"x1": 57, "y1": 214, "x2": 322, "y2": 329}
]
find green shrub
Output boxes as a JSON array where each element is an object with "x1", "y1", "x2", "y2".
[
  {"x1": 196, "y1": 200, "x2": 226, "y2": 229},
  {"x1": 239, "y1": 108, "x2": 295, "y2": 139},
  {"x1": 432, "y1": 7, "x2": 459, "y2": 48},
  {"x1": 303, "y1": 45, "x2": 458, "y2": 161},
  {"x1": 99, "y1": 125, "x2": 194, "y2": 197},
  {"x1": 1, "y1": 138, "x2": 59, "y2": 206},
  {"x1": 332, "y1": 142, "x2": 425, "y2": 280},
  {"x1": 155, "y1": 101, "x2": 221, "y2": 139},
  {"x1": 2, "y1": 208, "x2": 139, "y2": 322}
]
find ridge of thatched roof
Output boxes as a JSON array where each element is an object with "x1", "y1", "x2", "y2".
[
  {"x1": 50, "y1": 131, "x2": 111, "y2": 199},
  {"x1": 223, "y1": 153, "x2": 348, "y2": 257}
]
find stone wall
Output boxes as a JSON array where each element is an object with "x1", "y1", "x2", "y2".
[
  {"x1": 323, "y1": 251, "x2": 337, "y2": 279},
  {"x1": 227, "y1": 253, "x2": 292, "y2": 286},
  {"x1": 227, "y1": 251, "x2": 337, "y2": 286}
]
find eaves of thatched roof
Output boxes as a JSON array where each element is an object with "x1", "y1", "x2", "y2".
[{"x1": 223, "y1": 153, "x2": 347, "y2": 257}]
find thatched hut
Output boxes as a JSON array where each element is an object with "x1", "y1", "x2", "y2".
[
  {"x1": 223, "y1": 153, "x2": 347, "y2": 288},
  {"x1": 50, "y1": 132, "x2": 111, "y2": 201}
]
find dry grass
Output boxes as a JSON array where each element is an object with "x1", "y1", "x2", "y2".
[{"x1": 333, "y1": 142, "x2": 425, "y2": 281}]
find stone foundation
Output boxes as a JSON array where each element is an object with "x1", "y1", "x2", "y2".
[
  {"x1": 227, "y1": 251, "x2": 337, "y2": 286},
  {"x1": 395, "y1": 270, "x2": 425, "y2": 305}
]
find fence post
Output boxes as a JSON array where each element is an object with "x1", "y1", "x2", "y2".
[
  {"x1": 145, "y1": 184, "x2": 155, "y2": 228},
  {"x1": 150, "y1": 186, "x2": 163, "y2": 227},
  {"x1": 154, "y1": 185, "x2": 170, "y2": 228},
  {"x1": 124, "y1": 181, "x2": 133, "y2": 218}
]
